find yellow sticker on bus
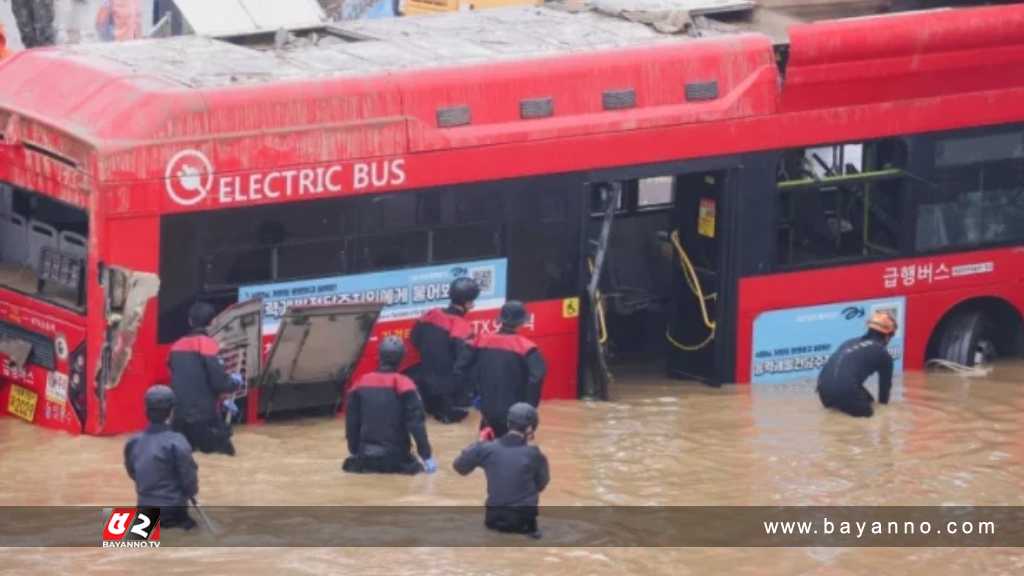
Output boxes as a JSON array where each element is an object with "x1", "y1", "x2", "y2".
[
  {"x1": 562, "y1": 297, "x2": 580, "y2": 318},
  {"x1": 7, "y1": 385, "x2": 38, "y2": 422},
  {"x1": 698, "y1": 198, "x2": 716, "y2": 238}
]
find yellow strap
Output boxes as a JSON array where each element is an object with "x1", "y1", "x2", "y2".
[{"x1": 665, "y1": 230, "x2": 717, "y2": 351}]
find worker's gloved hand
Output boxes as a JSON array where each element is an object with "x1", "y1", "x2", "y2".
[
  {"x1": 479, "y1": 426, "x2": 495, "y2": 442},
  {"x1": 471, "y1": 395, "x2": 481, "y2": 410},
  {"x1": 222, "y1": 398, "x2": 239, "y2": 419},
  {"x1": 422, "y1": 457, "x2": 438, "y2": 474},
  {"x1": 230, "y1": 372, "x2": 244, "y2": 388}
]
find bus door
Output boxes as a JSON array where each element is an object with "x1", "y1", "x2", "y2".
[
  {"x1": 665, "y1": 171, "x2": 728, "y2": 383},
  {"x1": 584, "y1": 166, "x2": 734, "y2": 390}
]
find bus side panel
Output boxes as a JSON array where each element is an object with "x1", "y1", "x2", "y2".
[
  {"x1": 736, "y1": 246, "x2": 1024, "y2": 384},
  {"x1": 0, "y1": 290, "x2": 86, "y2": 434},
  {"x1": 97, "y1": 215, "x2": 161, "y2": 435}
]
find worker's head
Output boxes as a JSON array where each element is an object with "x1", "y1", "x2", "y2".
[
  {"x1": 507, "y1": 402, "x2": 538, "y2": 437},
  {"x1": 144, "y1": 385, "x2": 176, "y2": 424},
  {"x1": 378, "y1": 335, "x2": 405, "y2": 371},
  {"x1": 188, "y1": 301, "x2": 216, "y2": 329},
  {"x1": 499, "y1": 300, "x2": 528, "y2": 333},
  {"x1": 866, "y1": 311, "x2": 898, "y2": 343},
  {"x1": 449, "y1": 277, "x2": 480, "y2": 311}
]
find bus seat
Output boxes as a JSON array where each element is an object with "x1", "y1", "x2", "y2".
[
  {"x1": 59, "y1": 231, "x2": 87, "y2": 262},
  {"x1": 1, "y1": 213, "x2": 29, "y2": 265},
  {"x1": 27, "y1": 219, "x2": 58, "y2": 273}
]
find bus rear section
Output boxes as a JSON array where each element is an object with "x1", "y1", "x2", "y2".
[{"x1": 0, "y1": 131, "x2": 91, "y2": 434}]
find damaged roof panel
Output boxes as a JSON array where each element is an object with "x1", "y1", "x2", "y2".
[{"x1": 44, "y1": 7, "x2": 716, "y2": 89}]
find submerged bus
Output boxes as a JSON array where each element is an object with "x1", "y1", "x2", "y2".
[{"x1": 1, "y1": 6, "x2": 1022, "y2": 434}]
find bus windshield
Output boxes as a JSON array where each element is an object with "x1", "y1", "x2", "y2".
[{"x1": 0, "y1": 183, "x2": 88, "y2": 311}]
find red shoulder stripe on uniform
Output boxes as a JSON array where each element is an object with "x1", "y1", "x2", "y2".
[
  {"x1": 354, "y1": 372, "x2": 417, "y2": 393},
  {"x1": 419, "y1": 308, "x2": 454, "y2": 333},
  {"x1": 393, "y1": 374, "x2": 418, "y2": 395},
  {"x1": 474, "y1": 333, "x2": 537, "y2": 356},
  {"x1": 171, "y1": 335, "x2": 220, "y2": 356},
  {"x1": 449, "y1": 316, "x2": 473, "y2": 340}
]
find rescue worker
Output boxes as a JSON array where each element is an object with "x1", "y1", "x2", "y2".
[
  {"x1": 409, "y1": 276, "x2": 480, "y2": 424},
  {"x1": 817, "y1": 311, "x2": 897, "y2": 418},
  {"x1": 343, "y1": 336, "x2": 437, "y2": 475},
  {"x1": 169, "y1": 301, "x2": 242, "y2": 456},
  {"x1": 456, "y1": 300, "x2": 546, "y2": 439},
  {"x1": 10, "y1": 0, "x2": 54, "y2": 48},
  {"x1": 453, "y1": 402, "x2": 549, "y2": 539},
  {"x1": 124, "y1": 385, "x2": 198, "y2": 530}
]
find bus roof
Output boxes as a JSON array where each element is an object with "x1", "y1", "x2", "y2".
[
  {"x1": 46, "y1": 7, "x2": 734, "y2": 89},
  {"x1": 1, "y1": 4, "x2": 1023, "y2": 181}
]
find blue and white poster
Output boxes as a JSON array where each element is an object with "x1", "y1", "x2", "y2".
[
  {"x1": 239, "y1": 258, "x2": 507, "y2": 334},
  {"x1": 751, "y1": 297, "x2": 906, "y2": 384}
]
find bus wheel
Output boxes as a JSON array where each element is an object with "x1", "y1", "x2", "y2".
[{"x1": 929, "y1": 303, "x2": 1022, "y2": 367}]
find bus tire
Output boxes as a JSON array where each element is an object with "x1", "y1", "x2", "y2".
[{"x1": 931, "y1": 309, "x2": 998, "y2": 367}]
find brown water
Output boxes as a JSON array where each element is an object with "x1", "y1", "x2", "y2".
[{"x1": 1, "y1": 363, "x2": 1023, "y2": 574}]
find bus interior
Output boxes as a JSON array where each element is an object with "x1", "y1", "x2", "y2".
[
  {"x1": 586, "y1": 167, "x2": 728, "y2": 386},
  {"x1": 0, "y1": 184, "x2": 88, "y2": 311}
]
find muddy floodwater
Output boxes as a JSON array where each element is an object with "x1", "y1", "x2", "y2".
[{"x1": 1, "y1": 363, "x2": 1023, "y2": 574}]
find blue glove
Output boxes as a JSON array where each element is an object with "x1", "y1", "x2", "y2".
[
  {"x1": 423, "y1": 457, "x2": 438, "y2": 474},
  {"x1": 230, "y1": 372, "x2": 244, "y2": 388},
  {"x1": 471, "y1": 395, "x2": 481, "y2": 410},
  {"x1": 222, "y1": 398, "x2": 239, "y2": 417}
]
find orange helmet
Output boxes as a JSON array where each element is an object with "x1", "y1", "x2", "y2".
[{"x1": 867, "y1": 311, "x2": 898, "y2": 335}]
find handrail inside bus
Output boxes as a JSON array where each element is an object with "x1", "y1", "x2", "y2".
[{"x1": 776, "y1": 168, "x2": 904, "y2": 190}]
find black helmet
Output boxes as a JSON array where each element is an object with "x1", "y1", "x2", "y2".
[
  {"x1": 145, "y1": 385, "x2": 175, "y2": 423},
  {"x1": 449, "y1": 277, "x2": 480, "y2": 306},
  {"x1": 378, "y1": 335, "x2": 405, "y2": 369},
  {"x1": 500, "y1": 301, "x2": 529, "y2": 329},
  {"x1": 507, "y1": 402, "x2": 538, "y2": 433},
  {"x1": 188, "y1": 301, "x2": 216, "y2": 329}
]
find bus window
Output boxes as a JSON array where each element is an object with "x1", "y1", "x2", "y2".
[
  {"x1": 0, "y1": 184, "x2": 87, "y2": 310},
  {"x1": 159, "y1": 175, "x2": 583, "y2": 343},
  {"x1": 503, "y1": 175, "x2": 582, "y2": 302},
  {"x1": 637, "y1": 176, "x2": 675, "y2": 209},
  {"x1": 347, "y1": 229, "x2": 430, "y2": 272},
  {"x1": 916, "y1": 127, "x2": 1024, "y2": 252},
  {"x1": 776, "y1": 139, "x2": 908, "y2": 268},
  {"x1": 590, "y1": 183, "x2": 625, "y2": 216}
]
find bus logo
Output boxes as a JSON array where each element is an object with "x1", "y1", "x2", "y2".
[
  {"x1": 165, "y1": 149, "x2": 214, "y2": 206},
  {"x1": 841, "y1": 306, "x2": 865, "y2": 320}
]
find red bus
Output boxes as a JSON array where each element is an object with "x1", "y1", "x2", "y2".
[{"x1": 1, "y1": 6, "x2": 1022, "y2": 434}]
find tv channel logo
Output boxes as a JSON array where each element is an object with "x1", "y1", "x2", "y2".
[{"x1": 102, "y1": 507, "x2": 161, "y2": 548}]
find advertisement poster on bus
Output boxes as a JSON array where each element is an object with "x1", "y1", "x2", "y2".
[
  {"x1": 751, "y1": 296, "x2": 906, "y2": 384},
  {"x1": 239, "y1": 258, "x2": 507, "y2": 335}
]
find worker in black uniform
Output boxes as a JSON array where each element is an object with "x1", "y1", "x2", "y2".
[
  {"x1": 343, "y1": 336, "x2": 437, "y2": 475},
  {"x1": 124, "y1": 385, "x2": 199, "y2": 530},
  {"x1": 453, "y1": 402, "x2": 549, "y2": 539},
  {"x1": 409, "y1": 277, "x2": 480, "y2": 424},
  {"x1": 817, "y1": 311, "x2": 897, "y2": 418},
  {"x1": 169, "y1": 301, "x2": 242, "y2": 456},
  {"x1": 456, "y1": 300, "x2": 546, "y2": 439}
]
